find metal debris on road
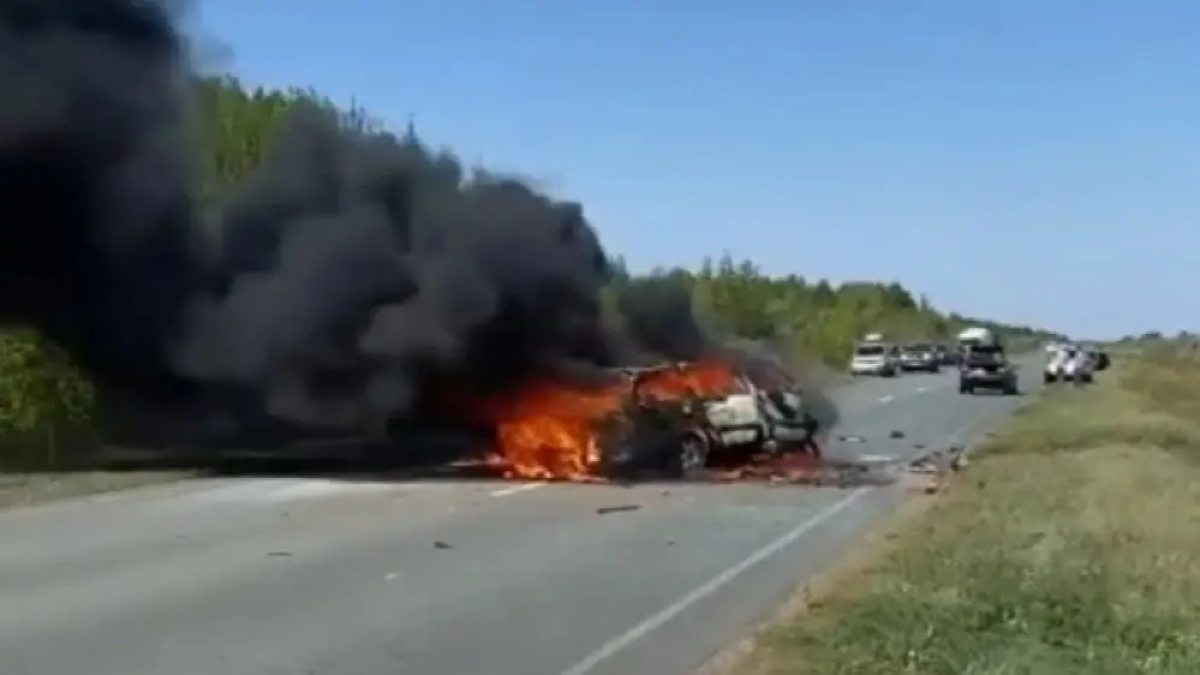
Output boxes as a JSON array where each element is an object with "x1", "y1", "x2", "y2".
[
  {"x1": 903, "y1": 445, "x2": 972, "y2": 493},
  {"x1": 596, "y1": 504, "x2": 641, "y2": 515},
  {"x1": 836, "y1": 435, "x2": 865, "y2": 443},
  {"x1": 889, "y1": 430, "x2": 905, "y2": 439}
]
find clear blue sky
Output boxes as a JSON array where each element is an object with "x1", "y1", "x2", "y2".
[{"x1": 195, "y1": 1, "x2": 1199, "y2": 339}]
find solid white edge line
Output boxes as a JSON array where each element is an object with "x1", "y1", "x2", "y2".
[{"x1": 558, "y1": 487, "x2": 872, "y2": 675}]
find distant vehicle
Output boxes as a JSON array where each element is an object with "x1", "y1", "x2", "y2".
[
  {"x1": 849, "y1": 341, "x2": 900, "y2": 377},
  {"x1": 1044, "y1": 344, "x2": 1093, "y2": 384},
  {"x1": 899, "y1": 342, "x2": 941, "y2": 373},
  {"x1": 933, "y1": 342, "x2": 959, "y2": 366},
  {"x1": 959, "y1": 343, "x2": 1019, "y2": 395},
  {"x1": 1081, "y1": 343, "x2": 1111, "y2": 371}
]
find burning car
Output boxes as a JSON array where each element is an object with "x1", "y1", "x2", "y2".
[
  {"x1": 479, "y1": 356, "x2": 830, "y2": 481},
  {"x1": 592, "y1": 359, "x2": 824, "y2": 480}
]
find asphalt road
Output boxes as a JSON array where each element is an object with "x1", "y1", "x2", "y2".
[{"x1": 0, "y1": 356, "x2": 1044, "y2": 675}]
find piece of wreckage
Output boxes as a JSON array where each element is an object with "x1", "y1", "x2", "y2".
[{"x1": 590, "y1": 359, "x2": 825, "y2": 481}]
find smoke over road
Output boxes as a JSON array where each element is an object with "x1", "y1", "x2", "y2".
[{"x1": 0, "y1": 0, "x2": 835, "y2": 449}]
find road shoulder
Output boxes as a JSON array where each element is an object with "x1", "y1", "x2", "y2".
[
  {"x1": 720, "y1": 349, "x2": 1200, "y2": 675},
  {"x1": 0, "y1": 470, "x2": 196, "y2": 511}
]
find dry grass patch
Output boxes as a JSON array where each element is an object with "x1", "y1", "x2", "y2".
[{"x1": 741, "y1": 353, "x2": 1200, "y2": 675}]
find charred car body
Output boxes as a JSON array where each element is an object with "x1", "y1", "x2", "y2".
[{"x1": 595, "y1": 360, "x2": 825, "y2": 479}]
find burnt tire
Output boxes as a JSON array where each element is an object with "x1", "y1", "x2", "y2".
[{"x1": 670, "y1": 432, "x2": 710, "y2": 480}]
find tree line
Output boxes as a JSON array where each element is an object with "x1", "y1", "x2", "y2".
[
  {"x1": 0, "y1": 76, "x2": 1058, "y2": 468},
  {"x1": 605, "y1": 256, "x2": 1055, "y2": 370}
]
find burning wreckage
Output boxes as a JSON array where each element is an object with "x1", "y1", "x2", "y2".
[
  {"x1": 0, "y1": 0, "x2": 849, "y2": 488},
  {"x1": 470, "y1": 357, "x2": 829, "y2": 482}
]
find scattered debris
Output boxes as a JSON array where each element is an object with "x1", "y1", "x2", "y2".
[
  {"x1": 837, "y1": 435, "x2": 866, "y2": 443},
  {"x1": 889, "y1": 430, "x2": 906, "y2": 439},
  {"x1": 596, "y1": 504, "x2": 641, "y2": 515},
  {"x1": 912, "y1": 443, "x2": 926, "y2": 450},
  {"x1": 904, "y1": 444, "x2": 972, "y2": 493},
  {"x1": 433, "y1": 540, "x2": 454, "y2": 550}
]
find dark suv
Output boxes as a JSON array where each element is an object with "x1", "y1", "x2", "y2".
[{"x1": 959, "y1": 344, "x2": 1019, "y2": 395}]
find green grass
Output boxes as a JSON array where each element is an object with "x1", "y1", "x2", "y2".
[{"x1": 742, "y1": 352, "x2": 1200, "y2": 675}]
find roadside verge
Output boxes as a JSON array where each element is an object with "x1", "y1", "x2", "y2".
[{"x1": 727, "y1": 349, "x2": 1200, "y2": 675}]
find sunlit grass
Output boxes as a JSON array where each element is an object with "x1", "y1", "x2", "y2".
[{"x1": 745, "y1": 352, "x2": 1200, "y2": 675}]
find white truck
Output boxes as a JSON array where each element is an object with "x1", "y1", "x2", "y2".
[
  {"x1": 951, "y1": 326, "x2": 999, "y2": 366},
  {"x1": 957, "y1": 326, "x2": 998, "y2": 348}
]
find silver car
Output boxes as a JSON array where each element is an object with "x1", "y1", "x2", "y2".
[{"x1": 899, "y1": 343, "x2": 941, "y2": 373}]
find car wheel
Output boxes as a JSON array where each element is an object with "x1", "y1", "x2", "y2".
[{"x1": 672, "y1": 432, "x2": 710, "y2": 480}]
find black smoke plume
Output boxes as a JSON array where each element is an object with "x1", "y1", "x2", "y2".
[
  {"x1": 0, "y1": 0, "x2": 834, "y2": 450},
  {"x1": 0, "y1": 0, "x2": 686, "y2": 435}
]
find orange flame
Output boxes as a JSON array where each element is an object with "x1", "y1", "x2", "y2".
[{"x1": 484, "y1": 361, "x2": 739, "y2": 480}]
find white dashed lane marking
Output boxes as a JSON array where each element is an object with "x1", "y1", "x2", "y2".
[{"x1": 490, "y1": 482, "x2": 545, "y2": 498}]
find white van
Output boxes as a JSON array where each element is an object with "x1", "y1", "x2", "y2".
[{"x1": 850, "y1": 342, "x2": 899, "y2": 377}]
